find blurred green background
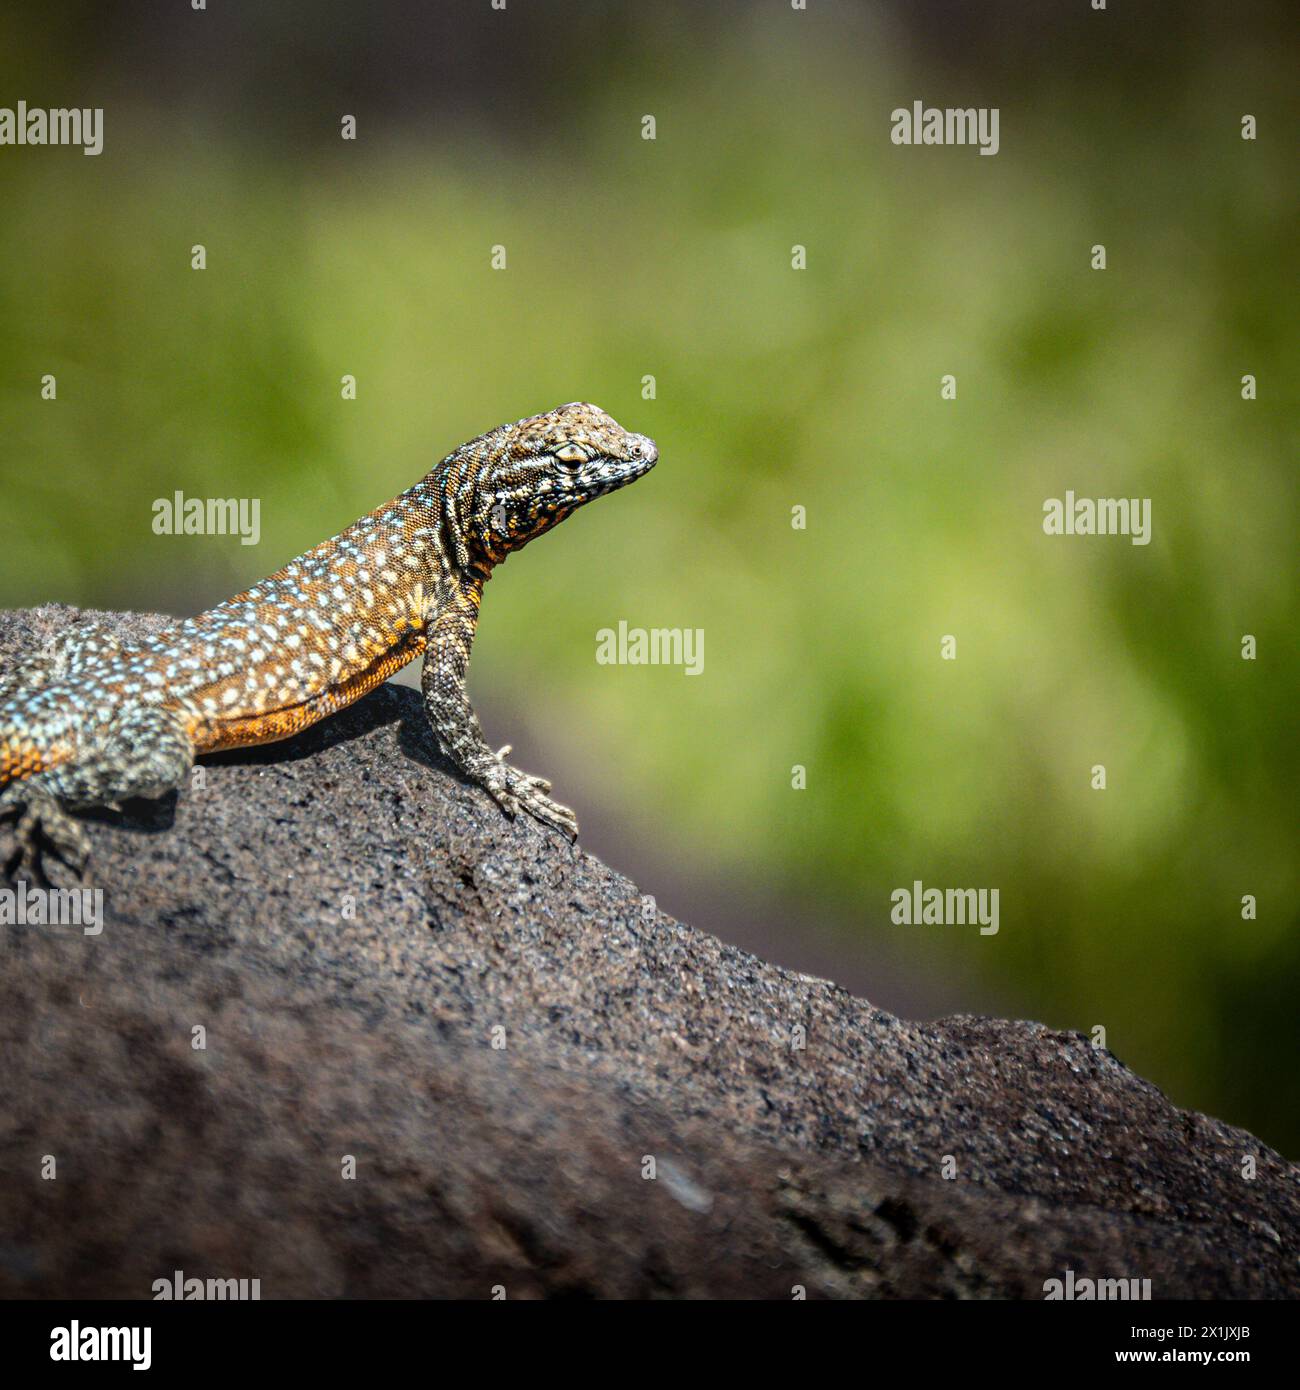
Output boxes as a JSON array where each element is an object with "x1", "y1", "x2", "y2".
[{"x1": 1, "y1": 2, "x2": 1296, "y2": 1151}]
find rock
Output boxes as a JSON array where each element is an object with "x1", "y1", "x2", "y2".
[{"x1": 0, "y1": 604, "x2": 1295, "y2": 1298}]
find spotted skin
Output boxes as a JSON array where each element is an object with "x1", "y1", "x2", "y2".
[{"x1": 1, "y1": 403, "x2": 657, "y2": 880}]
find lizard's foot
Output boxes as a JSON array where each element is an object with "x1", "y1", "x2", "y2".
[
  {"x1": 0, "y1": 783, "x2": 90, "y2": 886},
  {"x1": 481, "y1": 745, "x2": 579, "y2": 840}
]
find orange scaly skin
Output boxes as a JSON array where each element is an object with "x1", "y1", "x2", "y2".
[{"x1": 0, "y1": 403, "x2": 657, "y2": 881}]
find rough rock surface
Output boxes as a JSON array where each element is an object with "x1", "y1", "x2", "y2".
[{"x1": 1, "y1": 605, "x2": 1296, "y2": 1299}]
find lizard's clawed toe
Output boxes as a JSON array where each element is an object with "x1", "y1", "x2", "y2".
[
  {"x1": 481, "y1": 758, "x2": 577, "y2": 840},
  {"x1": 518, "y1": 787, "x2": 579, "y2": 840},
  {"x1": 0, "y1": 786, "x2": 91, "y2": 888}
]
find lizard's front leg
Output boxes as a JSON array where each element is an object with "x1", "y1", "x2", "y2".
[{"x1": 421, "y1": 577, "x2": 578, "y2": 839}]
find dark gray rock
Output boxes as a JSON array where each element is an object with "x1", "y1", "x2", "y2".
[{"x1": 1, "y1": 605, "x2": 1295, "y2": 1298}]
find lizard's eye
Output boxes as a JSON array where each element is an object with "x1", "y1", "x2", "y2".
[{"x1": 554, "y1": 443, "x2": 586, "y2": 466}]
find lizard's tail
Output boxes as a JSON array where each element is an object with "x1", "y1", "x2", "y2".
[
  {"x1": 2, "y1": 738, "x2": 38, "y2": 786},
  {"x1": 0, "y1": 727, "x2": 71, "y2": 787},
  {"x1": 1, "y1": 655, "x2": 76, "y2": 787}
]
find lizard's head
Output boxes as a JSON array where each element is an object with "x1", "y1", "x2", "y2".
[{"x1": 464, "y1": 402, "x2": 657, "y2": 565}]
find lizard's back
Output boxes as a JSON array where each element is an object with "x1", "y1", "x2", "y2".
[{"x1": 1, "y1": 483, "x2": 446, "y2": 775}]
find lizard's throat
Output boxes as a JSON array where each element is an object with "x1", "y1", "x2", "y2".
[{"x1": 475, "y1": 506, "x2": 574, "y2": 566}]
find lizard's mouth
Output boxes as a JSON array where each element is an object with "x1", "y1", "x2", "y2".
[
  {"x1": 498, "y1": 439, "x2": 658, "y2": 532},
  {"x1": 593, "y1": 437, "x2": 658, "y2": 494}
]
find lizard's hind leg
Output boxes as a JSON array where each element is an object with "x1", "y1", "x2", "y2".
[
  {"x1": 0, "y1": 619, "x2": 133, "y2": 704},
  {"x1": 46, "y1": 704, "x2": 196, "y2": 808},
  {"x1": 0, "y1": 782, "x2": 92, "y2": 886},
  {"x1": 1, "y1": 705, "x2": 194, "y2": 884}
]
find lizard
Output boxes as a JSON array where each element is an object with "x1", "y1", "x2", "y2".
[{"x1": 0, "y1": 402, "x2": 657, "y2": 882}]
